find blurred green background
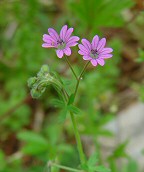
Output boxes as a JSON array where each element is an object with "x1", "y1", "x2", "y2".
[{"x1": 0, "y1": 0, "x2": 144, "y2": 171}]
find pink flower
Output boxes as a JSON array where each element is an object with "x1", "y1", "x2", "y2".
[
  {"x1": 78, "y1": 35, "x2": 113, "y2": 66},
  {"x1": 42, "y1": 25, "x2": 80, "y2": 58}
]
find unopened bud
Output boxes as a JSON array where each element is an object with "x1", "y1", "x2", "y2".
[{"x1": 27, "y1": 77, "x2": 37, "y2": 88}]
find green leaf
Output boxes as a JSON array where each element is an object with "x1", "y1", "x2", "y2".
[
  {"x1": 88, "y1": 153, "x2": 99, "y2": 167},
  {"x1": 113, "y1": 141, "x2": 129, "y2": 158},
  {"x1": 67, "y1": 93, "x2": 75, "y2": 105},
  {"x1": 94, "y1": 165, "x2": 111, "y2": 172},
  {"x1": 21, "y1": 143, "x2": 48, "y2": 155},
  {"x1": 17, "y1": 131, "x2": 49, "y2": 155},
  {"x1": 67, "y1": 105, "x2": 81, "y2": 115},
  {"x1": 17, "y1": 131, "x2": 48, "y2": 145},
  {"x1": 51, "y1": 99, "x2": 65, "y2": 108},
  {"x1": 97, "y1": 129, "x2": 114, "y2": 137},
  {"x1": 58, "y1": 108, "x2": 68, "y2": 123}
]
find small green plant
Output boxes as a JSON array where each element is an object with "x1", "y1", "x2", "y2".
[{"x1": 28, "y1": 25, "x2": 113, "y2": 172}]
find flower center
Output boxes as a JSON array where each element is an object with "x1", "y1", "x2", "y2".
[
  {"x1": 90, "y1": 49, "x2": 98, "y2": 59},
  {"x1": 57, "y1": 39, "x2": 66, "y2": 50}
]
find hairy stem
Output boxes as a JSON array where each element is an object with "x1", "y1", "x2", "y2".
[
  {"x1": 64, "y1": 60, "x2": 90, "y2": 165},
  {"x1": 65, "y1": 56, "x2": 78, "y2": 81},
  {"x1": 70, "y1": 112, "x2": 86, "y2": 165},
  {"x1": 49, "y1": 161, "x2": 84, "y2": 172},
  {"x1": 74, "y1": 61, "x2": 90, "y2": 98}
]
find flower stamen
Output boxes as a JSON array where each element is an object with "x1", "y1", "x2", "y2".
[
  {"x1": 57, "y1": 39, "x2": 66, "y2": 49},
  {"x1": 90, "y1": 49, "x2": 98, "y2": 59}
]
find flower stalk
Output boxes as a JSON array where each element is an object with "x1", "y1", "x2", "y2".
[
  {"x1": 65, "y1": 56, "x2": 78, "y2": 80},
  {"x1": 64, "y1": 60, "x2": 90, "y2": 165},
  {"x1": 70, "y1": 112, "x2": 86, "y2": 165},
  {"x1": 74, "y1": 61, "x2": 90, "y2": 98},
  {"x1": 48, "y1": 161, "x2": 84, "y2": 172}
]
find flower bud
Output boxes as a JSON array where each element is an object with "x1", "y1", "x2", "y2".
[{"x1": 27, "y1": 77, "x2": 37, "y2": 88}]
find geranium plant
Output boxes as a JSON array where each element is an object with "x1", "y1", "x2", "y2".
[{"x1": 28, "y1": 25, "x2": 113, "y2": 172}]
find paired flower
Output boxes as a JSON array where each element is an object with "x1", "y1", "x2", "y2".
[
  {"x1": 78, "y1": 36, "x2": 113, "y2": 66},
  {"x1": 42, "y1": 25, "x2": 79, "y2": 58},
  {"x1": 42, "y1": 25, "x2": 113, "y2": 66}
]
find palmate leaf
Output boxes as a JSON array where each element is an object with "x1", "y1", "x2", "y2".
[
  {"x1": 17, "y1": 131, "x2": 50, "y2": 155},
  {"x1": 67, "y1": 104, "x2": 81, "y2": 115},
  {"x1": 21, "y1": 143, "x2": 48, "y2": 155},
  {"x1": 58, "y1": 108, "x2": 68, "y2": 123},
  {"x1": 88, "y1": 153, "x2": 99, "y2": 167},
  {"x1": 51, "y1": 98, "x2": 65, "y2": 108},
  {"x1": 112, "y1": 140, "x2": 129, "y2": 159},
  {"x1": 87, "y1": 153, "x2": 111, "y2": 172},
  {"x1": 69, "y1": 0, "x2": 134, "y2": 27},
  {"x1": 94, "y1": 165, "x2": 111, "y2": 172},
  {"x1": 67, "y1": 93, "x2": 75, "y2": 105}
]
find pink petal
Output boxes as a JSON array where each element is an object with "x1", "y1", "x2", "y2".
[
  {"x1": 60, "y1": 25, "x2": 67, "y2": 41},
  {"x1": 78, "y1": 50, "x2": 87, "y2": 55},
  {"x1": 42, "y1": 43, "x2": 54, "y2": 48},
  {"x1": 66, "y1": 36, "x2": 80, "y2": 47},
  {"x1": 43, "y1": 34, "x2": 56, "y2": 43},
  {"x1": 78, "y1": 44, "x2": 90, "y2": 54},
  {"x1": 99, "y1": 54, "x2": 113, "y2": 59},
  {"x1": 92, "y1": 35, "x2": 99, "y2": 49},
  {"x1": 64, "y1": 48, "x2": 71, "y2": 56},
  {"x1": 48, "y1": 28, "x2": 59, "y2": 41},
  {"x1": 97, "y1": 58, "x2": 105, "y2": 66},
  {"x1": 65, "y1": 28, "x2": 74, "y2": 42},
  {"x1": 90, "y1": 59, "x2": 98, "y2": 66},
  {"x1": 81, "y1": 39, "x2": 91, "y2": 51},
  {"x1": 99, "y1": 48, "x2": 113, "y2": 54},
  {"x1": 83, "y1": 55, "x2": 92, "y2": 60},
  {"x1": 56, "y1": 50, "x2": 64, "y2": 58},
  {"x1": 43, "y1": 35, "x2": 57, "y2": 47},
  {"x1": 97, "y1": 38, "x2": 106, "y2": 52}
]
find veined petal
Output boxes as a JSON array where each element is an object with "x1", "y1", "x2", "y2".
[
  {"x1": 43, "y1": 34, "x2": 56, "y2": 43},
  {"x1": 42, "y1": 43, "x2": 54, "y2": 48},
  {"x1": 56, "y1": 49, "x2": 64, "y2": 58},
  {"x1": 92, "y1": 35, "x2": 99, "y2": 49},
  {"x1": 43, "y1": 36, "x2": 57, "y2": 47},
  {"x1": 68, "y1": 36, "x2": 80, "y2": 42},
  {"x1": 66, "y1": 42, "x2": 78, "y2": 47},
  {"x1": 97, "y1": 38, "x2": 106, "y2": 52},
  {"x1": 60, "y1": 25, "x2": 67, "y2": 41},
  {"x1": 48, "y1": 28, "x2": 59, "y2": 41},
  {"x1": 83, "y1": 55, "x2": 92, "y2": 60},
  {"x1": 66, "y1": 36, "x2": 80, "y2": 47},
  {"x1": 78, "y1": 50, "x2": 87, "y2": 55},
  {"x1": 78, "y1": 44, "x2": 90, "y2": 54},
  {"x1": 97, "y1": 58, "x2": 105, "y2": 66},
  {"x1": 99, "y1": 54, "x2": 113, "y2": 59},
  {"x1": 90, "y1": 59, "x2": 98, "y2": 66},
  {"x1": 99, "y1": 48, "x2": 113, "y2": 54},
  {"x1": 81, "y1": 39, "x2": 91, "y2": 51},
  {"x1": 65, "y1": 28, "x2": 74, "y2": 42},
  {"x1": 64, "y1": 48, "x2": 71, "y2": 56}
]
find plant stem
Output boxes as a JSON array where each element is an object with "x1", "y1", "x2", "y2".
[
  {"x1": 74, "y1": 61, "x2": 90, "y2": 98},
  {"x1": 65, "y1": 56, "x2": 78, "y2": 81},
  {"x1": 70, "y1": 112, "x2": 86, "y2": 165},
  {"x1": 49, "y1": 161, "x2": 84, "y2": 172},
  {"x1": 64, "y1": 60, "x2": 90, "y2": 165},
  {"x1": 62, "y1": 88, "x2": 86, "y2": 165}
]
